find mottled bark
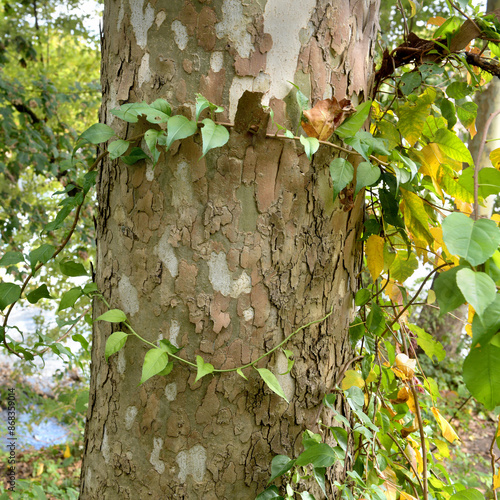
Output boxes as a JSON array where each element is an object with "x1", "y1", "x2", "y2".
[{"x1": 80, "y1": 1, "x2": 380, "y2": 498}]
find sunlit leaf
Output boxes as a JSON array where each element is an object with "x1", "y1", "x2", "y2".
[
  {"x1": 166, "y1": 115, "x2": 198, "y2": 148},
  {"x1": 341, "y1": 370, "x2": 365, "y2": 390},
  {"x1": 302, "y1": 97, "x2": 354, "y2": 140},
  {"x1": 201, "y1": 119, "x2": 229, "y2": 157},
  {"x1": 105, "y1": 331, "x2": 128, "y2": 360},
  {"x1": 140, "y1": 348, "x2": 169, "y2": 385},
  {"x1": 456, "y1": 268, "x2": 496, "y2": 318},
  {"x1": 256, "y1": 367, "x2": 288, "y2": 402},
  {"x1": 195, "y1": 355, "x2": 214, "y2": 382},
  {"x1": 431, "y1": 407, "x2": 460, "y2": 443},
  {"x1": 366, "y1": 235, "x2": 385, "y2": 281},
  {"x1": 96, "y1": 309, "x2": 127, "y2": 323}
]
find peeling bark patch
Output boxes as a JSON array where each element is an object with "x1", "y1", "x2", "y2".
[
  {"x1": 118, "y1": 275, "x2": 140, "y2": 315},
  {"x1": 130, "y1": 0, "x2": 155, "y2": 50},
  {"x1": 210, "y1": 51, "x2": 224, "y2": 72},
  {"x1": 243, "y1": 307, "x2": 254, "y2": 321},
  {"x1": 215, "y1": 0, "x2": 252, "y2": 58},
  {"x1": 165, "y1": 382, "x2": 177, "y2": 401},
  {"x1": 101, "y1": 426, "x2": 110, "y2": 464},
  {"x1": 263, "y1": 0, "x2": 316, "y2": 100},
  {"x1": 145, "y1": 163, "x2": 155, "y2": 181},
  {"x1": 155, "y1": 10, "x2": 166, "y2": 28},
  {"x1": 171, "y1": 20, "x2": 189, "y2": 50},
  {"x1": 156, "y1": 231, "x2": 179, "y2": 278},
  {"x1": 125, "y1": 406, "x2": 138, "y2": 430},
  {"x1": 176, "y1": 444, "x2": 207, "y2": 483},
  {"x1": 229, "y1": 76, "x2": 254, "y2": 121},
  {"x1": 170, "y1": 320, "x2": 180, "y2": 347},
  {"x1": 117, "y1": 349, "x2": 126, "y2": 374},
  {"x1": 208, "y1": 252, "x2": 232, "y2": 296},
  {"x1": 138, "y1": 53, "x2": 151, "y2": 88},
  {"x1": 197, "y1": 7, "x2": 217, "y2": 51},
  {"x1": 231, "y1": 271, "x2": 251, "y2": 298},
  {"x1": 150, "y1": 437, "x2": 166, "y2": 474}
]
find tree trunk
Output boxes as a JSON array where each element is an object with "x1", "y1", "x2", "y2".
[{"x1": 80, "y1": 1, "x2": 380, "y2": 498}]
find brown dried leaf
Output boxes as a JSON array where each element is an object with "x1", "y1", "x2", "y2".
[{"x1": 301, "y1": 97, "x2": 354, "y2": 141}]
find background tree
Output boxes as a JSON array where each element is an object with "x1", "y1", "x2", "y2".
[{"x1": 80, "y1": 0, "x2": 380, "y2": 498}]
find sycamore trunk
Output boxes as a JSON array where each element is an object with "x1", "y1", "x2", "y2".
[{"x1": 80, "y1": 1, "x2": 380, "y2": 498}]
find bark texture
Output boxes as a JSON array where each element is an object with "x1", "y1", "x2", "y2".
[{"x1": 81, "y1": 1, "x2": 380, "y2": 498}]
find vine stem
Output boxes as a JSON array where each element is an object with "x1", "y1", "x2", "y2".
[{"x1": 106, "y1": 299, "x2": 335, "y2": 374}]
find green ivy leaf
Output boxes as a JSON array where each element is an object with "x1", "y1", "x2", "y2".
[
  {"x1": 329, "y1": 158, "x2": 354, "y2": 200},
  {"x1": 59, "y1": 261, "x2": 88, "y2": 277},
  {"x1": 26, "y1": 284, "x2": 52, "y2": 304},
  {"x1": 108, "y1": 139, "x2": 129, "y2": 160},
  {"x1": 0, "y1": 251, "x2": 24, "y2": 267},
  {"x1": 463, "y1": 344, "x2": 500, "y2": 410},
  {"x1": 236, "y1": 368, "x2": 248, "y2": 380},
  {"x1": 195, "y1": 355, "x2": 215, "y2": 382},
  {"x1": 144, "y1": 129, "x2": 165, "y2": 166},
  {"x1": 140, "y1": 348, "x2": 169, "y2": 385},
  {"x1": 255, "y1": 486, "x2": 282, "y2": 500},
  {"x1": 268, "y1": 455, "x2": 295, "y2": 483},
  {"x1": 201, "y1": 119, "x2": 229, "y2": 157},
  {"x1": 335, "y1": 100, "x2": 372, "y2": 139},
  {"x1": 149, "y1": 98, "x2": 172, "y2": 121},
  {"x1": 166, "y1": 115, "x2": 198, "y2": 148},
  {"x1": 442, "y1": 212, "x2": 500, "y2": 266},
  {"x1": 105, "y1": 331, "x2": 128, "y2": 360},
  {"x1": 159, "y1": 339, "x2": 180, "y2": 354},
  {"x1": 29, "y1": 244, "x2": 55, "y2": 272},
  {"x1": 96, "y1": 309, "x2": 127, "y2": 323},
  {"x1": 299, "y1": 135, "x2": 319, "y2": 160},
  {"x1": 456, "y1": 268, "x2": 496, "y2": 318},
  {"x1": 355, "y1": 289, "x2": 370, "y2": 307},
  {"x1": 295, "y1": 443, "x2": 337, "y2": 468},
  {"x1": 256, "y1": 367, "x2": 288, "y2": 402},
  {"x1": 79, "y1": 123, "x2": 115, "y2": 145},
  {"x1": 195, "y1": 94, "x2": 224, "y2": 121},
  {"x1": 355, "y1": 162, "x2": 380, "y2": 195},
  {"x1": 0, "y1": 283, "x2": 21, "y2": 310},
  {"x1": 121, "y1": 147, "x2": 150, "y2": 165},
  {"x1": 58, "y1": 287, "x2": 83, "y2": 311}
]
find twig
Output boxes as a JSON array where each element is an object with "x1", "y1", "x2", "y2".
[
  {"x1": 490, "y1": 416, "x2": 499, "y2": 500},
  {"x1": 38, "y1": 306, "x2": 92, "y2": 356},
  {"x1": 387, "y1": 431, "x2": 424, "y2": 491},
  {"x1": 2, "y1": 203, "x2": 84, "y2": 357}
]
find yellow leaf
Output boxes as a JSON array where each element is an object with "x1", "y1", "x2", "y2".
[
  {"x1": 431, "y1": 407, "x2": 460, "y2": 443},
  {"x1": 434, "y1": 438, "x2": 450, "y2": 458},
  {"x1": 455, "y1": 199, "x2": 473, "y2": 215},
  {"x1": 63, "y1": 444, "x2": 71, "y2": 459},
  {"x1": 341, "y1": 369, "x2": 365, "y2": 390},
  {"x1": 400, "y1": 493, "x2": 418, "y2": 500},
  {"x1": 366, "y1": 369, "x2": 377, "y2": 383},
  {"x1": 490, "y1": 147, "x2": 500, "y2": 170},
  {"x1": 466, "y1": 305, "x2": 475, "y2": 338},
  {"x1": 366, "y1": 235, "x2": 385, "y2": 281},
  {"x1": 392, "y1": 386, "x2": 417, "y2": 414},
  {"x1": 468, "y1": 119, "x2": 477, "y2": 139},
  {"x1": 406, "y1": 436, "x2": 423, "y2": 474},
  {"x1": 400, "y1": 188, "x2": 434, "y2": 247},
  {"x1": 427, "y1": 289, "x2": 436, "y2": 304},
  {"x1": 492, "y1": 214, "x2": 500, "y2": 223},
  {"x1": 35, "y1": 462, "x2": 44, "y2": 476},
  {"x1": 392, "y1": 353, "x2": 416, "y2": 381},
  {"x1": 494, "y1": 470, "x2": 500, "y2": 490},
  {"x1": 379, "y1": 467, "x2": 398, "y2": 500},
  {"x1": 427, "y1": 16, "x2": 446, "y2": 26}
]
